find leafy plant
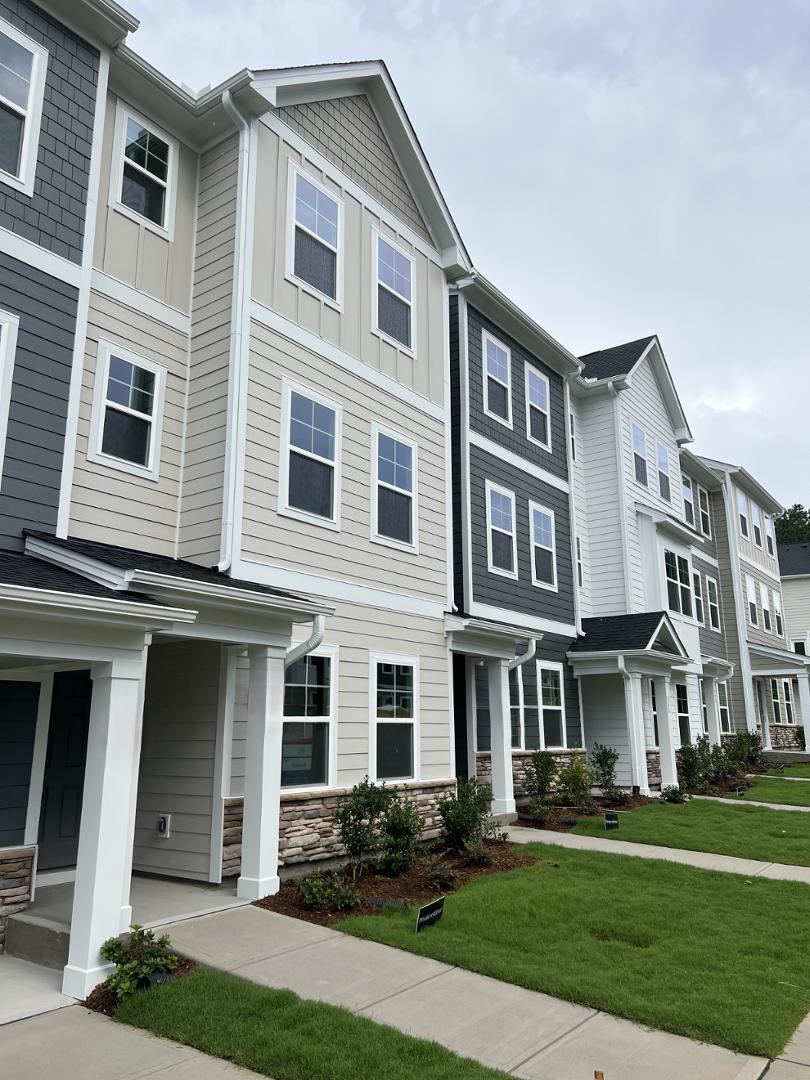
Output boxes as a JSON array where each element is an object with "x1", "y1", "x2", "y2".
[
  {"x1": 463, "y1": 838, "x2": 492, "y2": 867},
  {"x1": 374, "y1": 798, "x2": 423, "y2": 875},
  {"x1": 100, "y1": 925, "x2": 178, "y2": 999},
  {"x1": 797, "y1": 728, "x2": 806, "y2": 752},
  {"x1": 438, "y1": 778, "x2": 495, "y2": 850},
  {"x1": 590, "y1": 743, "x2": 628, "y2": 804},
  {"x1": 422, "y1": 854, "x2": 456, "y2": 891},
  {"x1": 725, "y1": 731, "x2": 763, "y2": 771},
  {"x1": 530, "y1": 802, "x2": 552, "y2": 825},
  {"x1": 676, "y1": 743, "x2": 703, "y2": 789},
  {"x1": 333, "y1": 777, "x2": 395, "y2": 878},
  {"x1": 523, "y1": 750, "x2": 558, "y2": 807},
  {"x1": 660, "y1": 785, "x2": 687, "y2": 803},
  {"x1": 556, "y1": 753, "x2": 597, "y2": 809},
  {"x1": 296, "y1": 870, "x2": 361, "y2": 912}
]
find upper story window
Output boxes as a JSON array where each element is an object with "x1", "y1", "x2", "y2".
[
  {"x1": 657, "y1": 444, "x2": 671, "y2": 501},
  {"x1": 765, "y1": 516, "x2": 775, "y2": 557},
  {"x1": 793, "y1": 640, "x2": 807, "y2": 656},
  {"x1": 752, "y1": 503, "x2": 763, "y2": 548},
  {"x1": 280, "y1": 380, "x2": 341, "y2": 528},
  {"x1": 760, "y1": 582, "x2": 771, "y2": 631},
  {"x1": 697, "y1": 486, "x2": 712, "y2": 538},
  {"x1": 372, "y1": 425, "x2": 417, "y2": 550},
  {"x1": 664, "y1": 549, "x2": 692, "y2": 617},
  {"x1": 530, "y1": 502, "x2": 556, "y2": 590},
  {"x1": 291, "y1": 169, "x2": 341, "y2": 303},
  {"x1": 89, "y1": 342, "x2": 166, "y2": 481},
  {"x1": 372, "y1": 656, "x2": 418, "y2": 781},
  {"x1": 632, "y1": 424, "x2": 648, "y2": 486},
  {"x1": 693, "y1": 571, "x2": 704, "y2": 624},
  {"x1": 718, "y1": 682, "x2": 732, "y2": 733},
  {"x1": 774, "y1": 590, "x2": 784, "y2": 636},
  {"x1": 483, "y1": 332, "x2": 511, "y2": 426},
  {"x1": 682, "y1": 475, "x2": 695, "y2": 527},
  {"x1": 282, "y1": 650, "x2": 335, "y2": 789},
  {"x1": 525, "y1": 366, "x2": 550, "y2": 450},
  {"x1": 110, "y1": 104, "x2": 177, "y2": 238},
  {"x1": 569, "y1": 411, "x2": 576, "y2": 461},
  {"x1": 746, "y1": 575, "x2": 758, "y2": 626},
  {"x1": 486, "y1": 481, "x2": 517, "y2": 578},
  {"x1": 706, "y1": 576, "x2": 721, "y2": 632},
  {"x1": 374, "y1": 233, "x2": 413, "y2": 350},
  {"x1": 0, "y1": 19, "x2": 47, "y2": 197},
  {"x1": 738, "y1": 489, "x2": 749, "y2": 538}
]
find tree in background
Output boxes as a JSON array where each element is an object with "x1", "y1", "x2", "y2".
[{"x1": 775, "y1": 504, "x2": 810, "y2": 545}]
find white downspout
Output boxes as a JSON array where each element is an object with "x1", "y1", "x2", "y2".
[
  {"x1": 285, "y1": 615, "x2": 327, "y2": 669},
  {"x1": 508, "y1": 636, "x2": 539, "y2": 671}
]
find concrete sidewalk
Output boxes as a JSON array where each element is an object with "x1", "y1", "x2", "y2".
[
  {"x1": 159, "y1": 905, "x2": 766, "y2": 1080},
  {"x1": 506, "y1": 825, "x2": 810, "y2": 883},
  {"x1": 694, "y1": 794, "x2": 810, "y2": 813}
]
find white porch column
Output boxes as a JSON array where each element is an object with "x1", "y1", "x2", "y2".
[
  {"x1": 486, "y1": 658, "x2": 515, "y2": 817},
  {"x1": 756, "y1": 678, "x2": 772, "y2": 749},
  {"x1": 237, "y1": 645, "x2": 286, "y2": 900},
  {"x1": 465, "y1": 656, "x2": 477, "y2": 782},
  {"x1": 62, "y1": 656, "x2": 146, "y2": 999},
  {"x1": 797, "y1": 673, "x2": 810, "y2": 752},
  {"x1": 622, "y1": 670, "x2": 649, "y2": 795},
  {"x1": 652, "y1": 674, "x2": 678, "y2": 788},
  {"x1": 703, "y1": 676, "x2": 722, "y2": 746},
  {"x1": 120, "y1": 635, "x2": 151, "y2": 930}
]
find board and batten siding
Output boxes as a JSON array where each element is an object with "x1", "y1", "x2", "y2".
[
  {"x1": 177, "y1": 134, "x2": 238, "y2": 563},
  {"x1": 68, "y1": 291, "x2": 188, "y2": 554},
  {"x1": 251, "y1": 121, "x2": 446, "y2": 408},
  {"x1": 240, "y1": 320, "x2": 448, "y2": 603},
  {"x1": 133, "y1": 640, "x2": 222, "y2": 881}
]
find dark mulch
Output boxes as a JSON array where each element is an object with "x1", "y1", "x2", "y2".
[
  {"x1": 515, "y1": 794, "x2": 652, "y2": 832},
  {"x1": 255, "y1": 841, "x2": 537, "y2": 927},
  {"x1": 685, "y1": 776, "x2": 756, "y2": 797},
  {"x1": 83, "y1": 957, "x2": 197, "y2": 1018}
]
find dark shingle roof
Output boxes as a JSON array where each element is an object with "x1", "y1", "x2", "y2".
[
  {"x1": 570, "y1": 612, "x2": 672, "y2": 653},
  {"x1": 0, "y1": 551, "x2": 160, "y2": 604},
  {"x1": 779, "y1": 543, "x2": 810, "y2": 577},
  {"x1": 579, "y1": 335, "x2": 657, "y2": 380}
]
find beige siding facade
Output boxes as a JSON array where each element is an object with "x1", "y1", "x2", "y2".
[{"x1": 782, "y1": 576, "x2": 810, "y2": 650}]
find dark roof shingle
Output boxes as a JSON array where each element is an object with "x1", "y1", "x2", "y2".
[
  {"x1": 570, "y1": 612, "x2": 671, "y2": 653},
  {"x1": 579, "y1": 335, "x2": 656, "y2": 380},
  {"x1": 0, "y1": 551, "x2": 161, "y2": 604},
  {"x1": 778, "y1": 543, "x2": 810, "y2": 577}
]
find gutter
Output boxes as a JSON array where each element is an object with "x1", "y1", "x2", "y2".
[
  {"x1": 286, "y1": 615, "x2": 327, "y2": 669},
  {"x1": 508, "y1": 636, "x2": 538, "y2": 672}
]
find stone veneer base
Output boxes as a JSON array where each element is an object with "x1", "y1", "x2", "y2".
[{"x1": 0, "y1": 846, "x2": 35, "y2": 954}]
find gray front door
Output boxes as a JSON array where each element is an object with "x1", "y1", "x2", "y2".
[
  {"x1": 38, "y1": 670, "x2": 91, "y2": 871},
  {"x1": 0, "y1": 681, "x2": 40, "y2": 847}
]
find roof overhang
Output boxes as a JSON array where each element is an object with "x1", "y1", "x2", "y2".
[
  {"x1": 445, "y1": 614, "x2": 535, "y2": 660},
  {"x1": 43, "y1": 0, "x2": 139, "y2": 48},
  {"x1": 699, "y1": 457, "x2": 783, "y2": 516},
  {"x1": 749, "y1": 642, "x2": 810, "y2": 675},
  {"x1": 569, "y1": 612, "x2": 690, "y2": 676},
  {"x1": 0, "y1": 581, "x2": 194, "y2": 631},
  {"x1": 701, "y1": 656, "x2": 735, "y2": 680},
  {"x1": 636, "y1": 503, "x2": 696, "y2": 546},
  {"x1": 679, "y1": 447, "x2": 723, "y2": 491}
]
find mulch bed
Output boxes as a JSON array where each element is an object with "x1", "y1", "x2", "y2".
[
  {"x1": 515, "y1": 794, "x2": 652, "y2": 832},
  {"x1": 254, "y1": 840, "x2": 538, "y2": 927},
  {"x1": 83, "y1": 957, "x2": 197, "y2": 1017}
]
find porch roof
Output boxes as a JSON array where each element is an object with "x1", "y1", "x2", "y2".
[
  {"x1": 0, "y1": 551, "x2": 160, "y2": 604},
  {"x1": 571, "y1": 612, "x2": 686, "y2": 655}
]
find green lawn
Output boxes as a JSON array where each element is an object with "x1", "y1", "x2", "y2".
[
  {"x1": 116, "y1": 967, "x2": 508, "y2": 1080},
  {"x1": 767, "y1": 764, "x2": 810, "y2": 779},
  {"x1": 572, "y1": 798, "x2": 810, "y2": 865},
  {"x1": 340, "y1": 845, "x2": 810, "y2": 1057},
  {"x1": 728, "y1": 777, "x2": 810, "y2": 807}
]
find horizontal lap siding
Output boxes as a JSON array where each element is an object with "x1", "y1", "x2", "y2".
[
  {"x1": 693, "y1": 553, "x2": 728, "y2": 660},
  {"x1": 742, "y1": 559, "x2": 788, "y2": 650},
  {"x1": 782, "y1": 578, "x2": 810, "y2": 644},
  {"x1": 714, "y1": 491, "x2": 748, "y2": 728},
  {"x1": 734, "y1": 480, "x2": 781, "y2": 577},
  {"x1": 581, "y1": 675, "x2": 632, "y2": 786}
]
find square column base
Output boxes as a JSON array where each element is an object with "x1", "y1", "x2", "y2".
[
  {"x1": 491, "y1": 798, "x2": 516, "y2": 818},
  {"x1": 62, "y1": 961, "x2": 114, "y2": 1000},
  {"x1": 237, "y1": 874, "x2": 280, "y2": 901}
]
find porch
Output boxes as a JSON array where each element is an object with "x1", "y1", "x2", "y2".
[{"x1": 749, "y1": 642, "x2": 810, "y2": 751}]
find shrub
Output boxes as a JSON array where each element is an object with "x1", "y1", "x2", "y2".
[
  {"x1": 590, "y1": 743, "x2": 628, "y2": 804},
  {"x1": 100, "y1": 925, "x2": 178, "y2": 999},
  {"x1": 530, "y1": 802, "x2": 552, "y2": 825},
  {"x1": 438, "y1": 778, "x2": 495, "y2": 850},
  {"x1": 296, "y1": 871, "x2": 361, "y2": 912},
  {"x1": 660, "y1": 785, "x2": 687, "y2": 803},
  {"x1": 333, "y1": 777, "x2": 395, "y2": 878},
  {"x1": 422, "y1": 854, "x2": 456, "y2": 891},
  {"x1": 463, "y1": 838, "x2": 492, "y2": 867},
  {"x1": 523, "y1": 750, "x2": 558, "y2": 807},
  {"x1": 676, "y1": 743, "x2": 703, "y2": 789},
  {"x1": 798, "y1": 728, "x2": 806, "y2": 752},
  {"x1": 374, "y1": 798, "x2": 423, "y2": 875},
  {"x1": 557, "y1": 753, "x2": 597, "y2": 809},
  {"x1": 728, "y1": 730, "x2": 764, "y2": 769}
]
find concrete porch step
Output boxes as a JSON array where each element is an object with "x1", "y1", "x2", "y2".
[{"x1": 5, "y1": 912, "x2": 70, "y2": 971}]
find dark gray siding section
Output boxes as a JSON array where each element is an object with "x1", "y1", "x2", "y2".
[
  {"x1": 682, "y1": 471, "x2": 719, "y2": 560},
  {"x1": 467, "y1": 304, "x2": 568, "y2": 482},
  {"x1": 0, "y1": 0, "x2": 99, "y2": 263},
  {"x1": 539, "y1": 632, "x2": 582, "y2": 748},
  {"x1": 0, "y1": 680, "x2": 39, "y2": 846},
  {"x1": 469, "y1": 443, "x2": 575, "y2": 626},
  {"x1": 449, "y1": 294, "x2": 465, "y2": 611},
  {"x1": 693, "y1": 554, "x2": 728, "y2": 660},
  {"x1": 0, "y1": 250, "x2": 77, "y2": 549}
]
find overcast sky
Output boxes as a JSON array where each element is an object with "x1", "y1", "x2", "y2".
[{"x1": 128, "y1": 0, "x2": 810, "y2": 505}]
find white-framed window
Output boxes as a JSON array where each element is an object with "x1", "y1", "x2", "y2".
[
  {"x1": 485, "y1": 481, "x2": 517, "y2": 579},
  {"x1": 738, "y1": 489, "x2": 749, "y2": 539},
  {"x1": 371, "y1": 424, "x2": 417, "y2": 551},
  {"x1": 88, "y1": 341, "x2": 166, "y2": 480},
  {"x1": 282, "y1": 646, "x2": 337, "y2": 790},
  {"x1": 0, "y1": 18, "x2": 47, "y2": 197},
  {"x1": 373, "y1": 230, "x2": 414, "y2": 351},
  {"x1": 525, "y1": 365, "x2": 550, "y2": 450},
  {"x1": 693, "y1": 572, "x2": 705, "y2": 625},
  {"x1": 569, "y1": 410, "x2": 576, "y2": 461},
  {"x1": 700, "y1": 678, "x2": 708, "y2": 734},
  {"x1": 682, "y1": 474, "x2": 695, "y2": 527},
  {"x1": 657, "y1": 443, "x2": 671, "y2": 501},
  {"x1": 482, "y1": 330, "x2": 512, "y2": 426},
  {"x1": 632, "y1": 424, "x2": 648, "y2": 486},
  {"x1": 649, "y1": 679, "x2": 659, "y2": 746},
  {"x1": 278, "y1": 378, "x2": 342, "y2": 529},
  {"x1": 774, "y1": 591, "x2": 784, "y2": 637},
  {"x1": 792, "y1": 639, "x2": 807, "y2": 656},
  {"x1": 760, "y1": 582, "x2": 771, "y2": 632},
  {"x1": 665, "y1": 549, "x2": 692, "y2": 617},
  {"x1": 752, "y1": 503, "x2": 763, "y2": 548},
  {"x1": 575, "y1": 535, "x2": 584, "y2": 589},
  {"x1": 529, "y1": 501, "x2": 556, "y2": 590},
  {"x1": 370, "y1": 654, "x2": 419, "y2": 781},
  {"x1": 0, "y1": 309, "x2": 20, "y2": 486},
  {"x1": 286, "y1": 163, "x2": 342, "y2": 306},
  {"x1": 509, "y1": 664, "x2": 523, "y2": 749},
  {"x1": 746, "y1": 575, "x2": 758, "y2": 627},
  {"x1": 110, "y1": 102, "x2": 177, "y2": 237},
  {"x1": 771, "y1": 678, "x2": 783, "y2": 724},
  {"x1": 784, "y1": 680, "x2": 795, "y2": 725},
  {"x1": 698, "y1": 486, "x2": 712, "y2": 538},
  {"x1": 718, "y1": 681, "x2": 732, "y2": 734},
  {"x1": 676, "y1": 683, "x2": 691, "y2": 745},
  {"x1": 538, "y1": 661, "x2": 567, "y2": 749},
  {"x1": 765, "y1": 515, "x2": 775, "y2": 558},
  {"x1": 706, "y1": 576, "x2": 721, "y2": 632}
]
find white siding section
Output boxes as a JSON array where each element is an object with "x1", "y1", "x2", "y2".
[
  {"x1": 580, "y1": 675, "x2": 632, "y2": 786},
  {"x1": 783, "y1": 577, "x2": 810, "y2": 648}
]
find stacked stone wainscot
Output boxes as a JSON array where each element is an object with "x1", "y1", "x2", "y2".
[
  {"x1": 769, "y1": 725, "x2": 804, "y2": 750},
  {"x1": 0, "y1": 847, "x2": 35, "y2": 953},
  {"x1": 476, "y1": 749, "x2": 578, "y2": 798}
]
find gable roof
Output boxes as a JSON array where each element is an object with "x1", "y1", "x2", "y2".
[
  {"x1": 698, "y1": 457, "x2": 783, "y2": 516},
  {"x1": 779, "y1": 543, "x2": 810, "y2": 578},
  {"x1": 0, "y1": 551, "x2": 159, "y2": 604},
  {"x1": 578, "y1": 336, "x2": 657, "y2": 380},
  {"x1": 570, "y1": 612, "x2": 687, "y2": 656}
]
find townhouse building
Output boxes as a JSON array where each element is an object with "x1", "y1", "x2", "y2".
[{"x1": 779, "y1": 542, "x2": 810, "y2": 659}]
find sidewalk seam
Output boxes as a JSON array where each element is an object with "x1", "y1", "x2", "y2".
[
  {"x1": 506, "y1": 1011, "x2": 600, "y2": 1074},
  {"x1": 354, "y1": 965, "x2": 456, "y2": 1013}
]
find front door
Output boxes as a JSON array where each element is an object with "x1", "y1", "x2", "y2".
[{"x1": 38, "y1": 670, "x2": 92, "y2": 870}]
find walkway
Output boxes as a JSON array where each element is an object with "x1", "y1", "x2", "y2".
[
  {"x1": 506, "y1": 825, "x2": 810, "y2": 883},
  {"x1": 159, "y1": 905, "x2": 766, "y2": 1080},
  {"x1": 694, "y1": 794, "x2": 810, "y2": 813}
]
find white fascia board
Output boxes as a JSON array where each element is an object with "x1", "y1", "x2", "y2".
[
  {"x1": 129, "y1": 570, "x2": 333, "y2": 619},
  {"x1": 467, "y1": 600, "x2": 576, "y2": 639},
  {"x1": 25, "y1": 535, "x2": 132, "y2": 590},
  {"x1": 636, "y1": 502, "x2": 696, "y2": 546},
  {"x1": 0, "y1": 586, "x2": 195, "y2": 625}
]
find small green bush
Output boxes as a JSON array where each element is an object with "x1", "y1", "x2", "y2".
[
  {"x1": 727, "y1": 730, "x2": 764, "y2": 769},
  {"x1": 660, "y1": 785, "x2": 687, "y2": 803},
  {"x1": 590, "y1": 743, "x2": 628, "y2": 804},
  {"x1": 296, "y1": 870, "x2": 361, "y2": 912},
  {"x1": 438, "y1": 778, "x2": 494, "y2": 850},
  {"x1": 374, "y1": 798, "x2": 423, "y2": 875},
  {"x1": 333, "y1": 777, "x2": 395, "y2": 878},
  {"x1": 523, "y1": 750, "x2": 557, "y2": 807},
  {"x1": 676, "y1": 743, "x2": 703, "y2": 789},
  {"x1": 529, "y1": 802, "x2": 552, "y2": 825},
  {"x1": 797, "y1": 728, "x2": 806, "y2": 752},
  {"x1": 422, "y1": 854, "x2": 456, "y2": 891},
  {"x1": 463, "y1": 838, "x2": 492, "y2": 867},
  {"x1": 100, "y1": 925, "x2": 178, "y2": 999},
  {"x1": 557, "y1": 753, "x2": 597, "y2": 809}
]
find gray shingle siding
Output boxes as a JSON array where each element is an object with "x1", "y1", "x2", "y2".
[
  {"x1": 0, "y1": 250, "x2": 77, "y2": 550},
  {"x1": 0, "y1": 0, "x2": 98, "y2": 263}
]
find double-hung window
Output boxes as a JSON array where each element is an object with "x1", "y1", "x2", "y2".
[
  {"x1": 676, "y1": 683, "x2": 691, "y2": 745},
  {"x1": 765, "y1": 516, "x2": 775, "y2": 557},
  {"x1": 760, "y1": 583, "x2": 771, "y2": 632},
  {"x1": 291, "y1": 167, "x2": 341, "y2": 302},
  {"x1": 0, "y1": 19, "x2": 47, "y2": 196},
  {"x1": 281, "y1": 381, "x2": 341, "y2": 526},
  {"x1": 372, "y1": 656, "x2": 418, "y2": 781},
  {"x1": 746, "y1": 576, "x2": 758, "y2": 627},
  {"x1": 682, "y1": 474, "x2": 695, "y2": 527},
  {"x1": 657, "y1": 444, "x2": 671, "y2": 501},
  {"x1": 718, "y1": 682, "x2": 732, "y2": 733},
  {"x1": 693, "y1": 572, "x2": 704, "y2": 624},
  {"x1": 539, "y1": 664, "x2": 566, "y2": 748},
  {"x1": 113, "y1": 105, "x2": 176, "y2": 235},
  {"x1": 771, "y1": 679, "x2": 783, "y2": 723},
  {"x1": 774, "y1": 591, "x2": 784, "y2": 636},
  {"x1": 700, "y1": 678, "x2": 709, "y2": 734},
  {"x1": 752, "y1": 503, "x2": 763, "y2": 548},
  {"x1": 529, "y1": 502, "x2": 556, "y2": 590},
  {"x1": 569, "y1": 411, "x2": 576, "y2": 461},
  {"x1": 486, "y1": 482, "x2": 517, "y2": 578},
  {"x1": 483, "y1": 331, "x2": 511, "y2": 425},
  {"x1": 372, "y1": 426, "x2": 416, "y2": 548},
  {"x1": 89, "y1": 343, "x2": 166, "y2": 479},
  {"x1": 665, "y1": 549, "x2": 692, "y2": 617},
  {"x1": 738, "y1": 489, "x2": 749, "y2": 538},
  {"x1": 575, "y1": 535, "x2": 584, "y2": 589},
  {"x1": 632, "y1": 424, "x2": 648, "y2": 485},
  {"x1": 698, "y1": 486, "x2": 712, "y2": 538},
  {"x1": 375, "y1": 233, "x2": 413, "y2": 350},
  {"x1": 649, "y1": 680, "x2": 659, "y2": 746},
  {"x1": 509, "y1": 666, "x2": 522, "y2": 749},
  {"x1": 706, "y1": 576, "x2": 721, "y2": 631},
  {"x1": 525, "y1": 365, "x2": 550, "y2": 449},
  {"x1": 282, "y1": 650, "x2": 335, "y2": 788},
  {"x1": 784, "y1": 680, "x2": 795, "y2": 724}
]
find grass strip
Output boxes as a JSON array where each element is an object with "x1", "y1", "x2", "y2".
[{"x1": 730, "y1": 777, "x2": 810, "y2": 807}]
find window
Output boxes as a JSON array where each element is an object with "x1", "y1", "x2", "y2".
[
  {"x1": 280, "y1": 381, "x2": 341, "y2": 526},
  {"x1": 486, "y1": 482, "x2": 517, "y2": 578},
  {"x1": 374, "y1": 233, "x2": 413, "y2": 350},
  {"x1": 657, "y1": 444, "x2": 671, "y2": 501},
  {"x1": 569, "y1": 411, "x2": 576, "y2": 461},
  {"x1": 765, "y1": 516, "x2": 775, "y2": 557},
  {"x1": 665, "y1": 549, "x2": 692, "y2": 617},
  {"x1": 698, "y1": 486, "x2": 712, "y2": 538},
  {"x1": 509, "y1": 666, "x2": 522, "y2": 749},
  {"x1": 793, "y1": 640, "x2": 807, "y2": 656},
  {"x1": 774, "y1": 590, "x2": 784, "y2": 636},
  {"x1": 290, "y1": 167, "x2": 341, "y2": 302},
  {"x1": 483, "y1": 332, "x2": 511, "y2": 425},
  {"x1": 282, "y1": 651, "x2": 335, "y2": 788},
  {"x1": 525, "y1": 366, "x2": 550, "y2": 449},
  {"x1": 632, "y1": 424, "x2": 648, "y2": 485},
  {"x1": 682, "y1": 475, "x2": 695, "y2": 527},
  {"x1": 676, "y1": 683, "x2": 690, "y2": 745},
  {"x1": 693, "y1": 572, "x2": 704, "y2": 624},
  {"x1": 0, "y1": 19, "x2": 47, "y2": 196},
  {"x1": 784, "y1": 680, "x2": 795, "y2": 724},
  {"x1": 746, "y1": 576, "x2": 758, "y2": 627},
  {"x1": 529, "y1": 502, "x2": 556, "y2": 590},
  {"x1": 649, "y1": 680, "x2": 659, "y2": 746},
  {"x1": 752, "y1": 504, "x2": 763, "y2": 548},
  {"x1": 738, "y1": 489, "x2": 749, "y2": 538},
  {"x1": 112, "y1": 105, "x2": 176, "y2": 235},
  {"x1": 771, "y1": 678, "x2": 782, "y2": 724},
  {"x1": 718, "y1": 682, "x2": 732, "y2": 734},
  {"x1": 372, "y1": 657, "x2": 418, "y2": 781},
  {"x1": 372, "y1": 426, "x2": 416, "y2": 549},
  {"x1": 760, "y1": 583, "x2": 771, "y2": 632},
  {"x1": 539, "y1": 664, "x2": 566, "y2": 748},
  {"x1": 89, "y1": 342, "x2": 166, "y2": 479},
  {"x1": 700, "y1": 678, "x2": 708, "y2": 734},
  {"x1": 575, "y1": 535, "x2": 584, "y2": 589},
  {"x1": 706, "y1": 576, "x2": 721, "y2": 632}
]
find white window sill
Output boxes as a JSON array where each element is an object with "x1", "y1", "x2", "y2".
[
  {"x1": 87, "y1": 449, "x2": 160, "y2": 483},
  {"x1": 371, "y1": 533, "x2": 419, "y2": 556},
  {"x1": 277, "y1": 504, "x2": 341, "y2": 532},
  {"x1": 284, "y1": 270, "x2": 343, "y2": 313},
  {"x1": 112, "y1": 199, "x2": 172, "y2": 242}
]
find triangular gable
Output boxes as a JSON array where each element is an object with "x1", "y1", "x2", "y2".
[
  {"x1": 646, "y1": 613, "x2": 689, "y2": 658},
  {"x1": 631, "y1": 338, "x2": 693, "y2": 445}
]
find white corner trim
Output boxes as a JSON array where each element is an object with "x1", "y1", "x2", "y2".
[
  {"x1": 468, "y1": 429, "x2": 570, "y2": 494},
  {"x1": 0, "y1": 224, "x2": 82, "y2": 287},
  {"x1": 0, "y1": 309, "x2": 20, "y2": 486},
  {"x1": 90, "y1": 270, "x2": 191, "y2": 334}
]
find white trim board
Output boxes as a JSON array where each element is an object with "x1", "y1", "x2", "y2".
[
  {"x1": 739, "y1": 552, "x2": 782, "y2": 584},
  {"x1": 468, "y1": 429, "x2": 570, "y2": 494},
  {"x1": 468, "y1": 600, "x2": 577, "y2": 639},
  {"x1": 91, "y1": 271, "x2": 191, "y2": 334},
  {"x1": 0, "y1": 223, "x2": 82, "y2": 287}
]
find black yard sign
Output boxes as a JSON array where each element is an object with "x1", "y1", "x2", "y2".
[
  {"x1": 604, "y1": 811, "x2": 619, "y2": 830},
  {"x1": 416, "y1": 896, "x2": 445, "y2": 933}
]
